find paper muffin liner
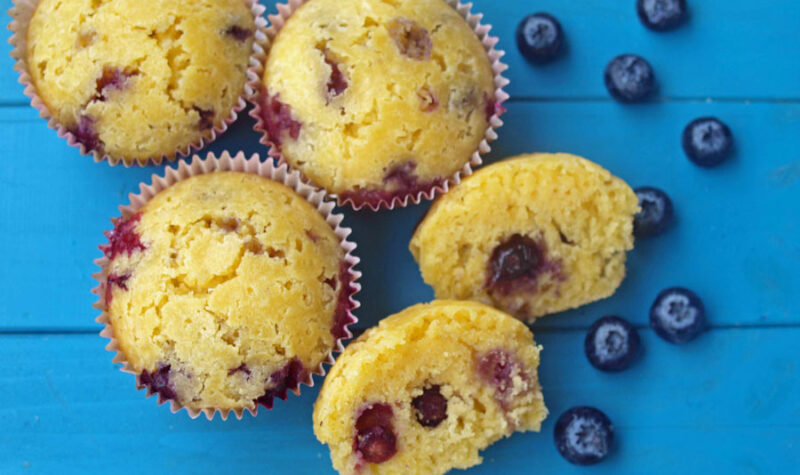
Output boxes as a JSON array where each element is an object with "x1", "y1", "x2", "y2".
[
  {"x1": 246, "y1": 0, "x2": 510, "y2": 210},
  {"x1": 91, "y1": 151, "x2": 362, "y2": 420},
  {"x1": 8, "y1": 0, "x2": 269, "y2": 167}
]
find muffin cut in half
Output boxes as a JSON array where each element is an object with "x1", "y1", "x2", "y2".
[
  {"x1": 314, "y1": 300, "x2": 547, "y2": 475},
  {"x1": 410, "y1": 153, "x2": 639, "y2": 321}
]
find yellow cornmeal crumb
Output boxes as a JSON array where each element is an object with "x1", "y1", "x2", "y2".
[
  {"x1": 106, "y1": 172, "x2": 345, "y2": 411},
  {"x1": 410, "y1": 154, "x2": 639, "y2": 321},
  {"x1": 264, "y1": 0, "x2": 495, "y2": 196},
  {"x1": 314, "y1": 300, "x2": 547, "y2": 475},
  {"x1": 27, "y1": 0, "x2": 254, "y2": 162}
]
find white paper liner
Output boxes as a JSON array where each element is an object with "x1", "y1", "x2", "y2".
[
  {"x1": 91, "y1": 151, "x2": 362, "y2": 420},
  {"x1": 246, "y1": 0, "x2": 510, "y2": 210},
  {"x1": 8, "y1": 0, "x2": 269, "y2": 166}
]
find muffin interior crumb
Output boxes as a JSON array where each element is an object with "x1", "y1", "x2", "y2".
[{"x1": 314, "y1": 300, "x2": 547, "y2": 475}]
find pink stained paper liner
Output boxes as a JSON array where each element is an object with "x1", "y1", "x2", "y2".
[
  {"x1": 91, "y1": 151, "x2": 362, "y2": 420},
  {"x1": 8, "y1": 0, "x2": 269, "y2": 166},
  {"x1": 246, "y1": 0, "x2": 510, "y2": 210}
]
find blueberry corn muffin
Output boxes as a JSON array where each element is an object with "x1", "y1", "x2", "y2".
[
  {"x1": 410, "y1": 154, "x2": 639, "y2": 322},
  {"x1": 102, "y1": 172, "x2": 353, "y2": 412},
  {"x1": 26, "y1": 0, "x2": 255, "y2": 163},
  {"x1": 313, "y1": 300, "x2": 547, "y2": 475},
  {"x1": 261, "y1": 0, "x2": 497, "y2": 207}
]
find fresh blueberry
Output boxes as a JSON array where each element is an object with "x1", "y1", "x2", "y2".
[
  {"x1": 650, "y1": 287, "x2": 707, "y2": 344},
  {"x1": 633, "y1": 187, "x2": 673, "y2": 237},
  {"x1": 554, "y1": 406, "x2": 614, "y2": 465},
  {"x1": 516, "y1": 13, "x2": 564, "y2": 63},
  {"x1": 682, "y1": 117, "x2": 733, "y2": 167},
  {"x1": 604, "y1": 54, "x2": 655, "y2": 102},
  {"x1": 585, "y1": 316, "x2": 641, "y2": 372},
  {"x1": 637, "y1": 0, "x2": 688, "y2": 31}
]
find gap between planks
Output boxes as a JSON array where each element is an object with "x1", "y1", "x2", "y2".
[
  {"x1": 506, "y1": 96, "x2": 800, "y2": 104},
  {"x1": 2, "y1": 322, "x2": 800, "y2": 337},
  {"x1": 1, "y1": 97, "x2": 800, "y2": 109}
]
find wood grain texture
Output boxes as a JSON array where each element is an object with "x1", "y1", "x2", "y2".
[
  {"x1": 0, "y1": 330, "x2": 797, "y2": 474},
  {"x1": 1, "y1": 0, "x2": 799, "y2": 473}
]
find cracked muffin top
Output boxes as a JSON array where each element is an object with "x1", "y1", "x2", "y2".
[
  {"x1": 410, "y1": 153, "x2": 639, "y2": 322},
  {"x1": 26, "y1": 0, "x2": 255, "y2": 163},
  {"x1": 102, "y1": 172, "x2": 352, "y2": 412},
  {"x1": 261, "y1": 0, "x2": 496, "y2": 207}
]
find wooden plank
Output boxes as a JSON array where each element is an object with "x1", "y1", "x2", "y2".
[
  {"x1": 0, "y1": 101, "x2": 798, "y2": 330},
  {"x1": 0, "y1": 328, "x2": 797, "y2": 474},
  {"x1": 3, "y1": 0, "x2": 799, "y2": 103}
]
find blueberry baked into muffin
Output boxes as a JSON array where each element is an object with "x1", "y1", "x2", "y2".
[
  {"x1": 101, "y1": 172, "x2": 354, "y2": 412},
  {"x1": 26, "y1": 0, "x2": 255, "y2": 163},
  {"x1": 260, "y1": 0, "x2": 497, "y2": 207},
  {"x1": 410, "y1": 153, "x2": 639, "y2": 322},
  {"x1": 313, "y1": 300, "x2": 547, "y2": 475}
]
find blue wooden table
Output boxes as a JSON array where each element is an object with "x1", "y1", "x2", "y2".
[{"x1": 2, "y1": 1, "x2": 799, "y2": 473}]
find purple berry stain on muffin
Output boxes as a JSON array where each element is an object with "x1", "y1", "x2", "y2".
[
  {"x1": 261, "y1": 92, "x2": 303, "y2": 149},
  {"x1": 417, "y1": 87, "x2": 439, "y2": 112},
  {"x1": 385, "y1": 161, "x2": 419, "y2": 190},
  {"x1": 228, "y1": 363, "x2": 251, "y2": 376},
  {"x1": 412, "y1": 385, "x2": 448, "y2": 427},
  {"x1": 324, "y1": 51, "x2": 348, "y2": 98},
  {"x1": 94, "y1": 66, "x2": 137, "y2": 101},
  {"x1": 338, "y1": 160, "x2": 444, "y2": 208},
  {"x1": 140, "y1": 364, "x2": 177, "y2": 401},
  {"x1": 194, "y1": 106, "x2": 215, "y2": 131},
  {"x1": 100, "y1": 212, "x2": 146, "y2": 260},
  {"x1": 104, "y1": 272, "x2": 130, "y2": 305},
  {"x1": 331, "y1": 262, "x2": 355, "y2": 340},
  {"x1": 354, "y1": 403, "x2": 397, "y2": 464},
  {"x1": 476, "y1": 349, "x2": 528, "y2": 407},
  {"x1": 68, "y1": 115, "x2": 103, "y2": 153},
  {"x1": 484, "y1": 92, "x2": 505, "y2": 122},
  {"x1": 254, "y1": 357, "x2": 307, "y2": 409},
  {"x1": 224, "y1": 25, "x2": 253, "y2": 42},
  {"x1": 324, "y1": 276, "x2": 337, "y2": 289},
  {"x1": 486, "y1": 234, "x2": 563, "y2": 296},
  {"x1": 387, "y1": 17, "x2": 432, "y2": 60}
]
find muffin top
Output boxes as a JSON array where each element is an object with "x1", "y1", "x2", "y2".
[
  {"x1": 262, "y1": 0, "x2": 496, "y2": 206},
  {"x1": 102, "y1": 172, "x2": 351, "y2": 411},
  {"x1": 26, "y1": 0, "x2": 255, "y2": 163},
  {"x1": 314, "y1": 300, "x2": 546, "y2": 475},
  {"x1": 410, "y1": 153, "x2": 639, "y2": 321}
]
